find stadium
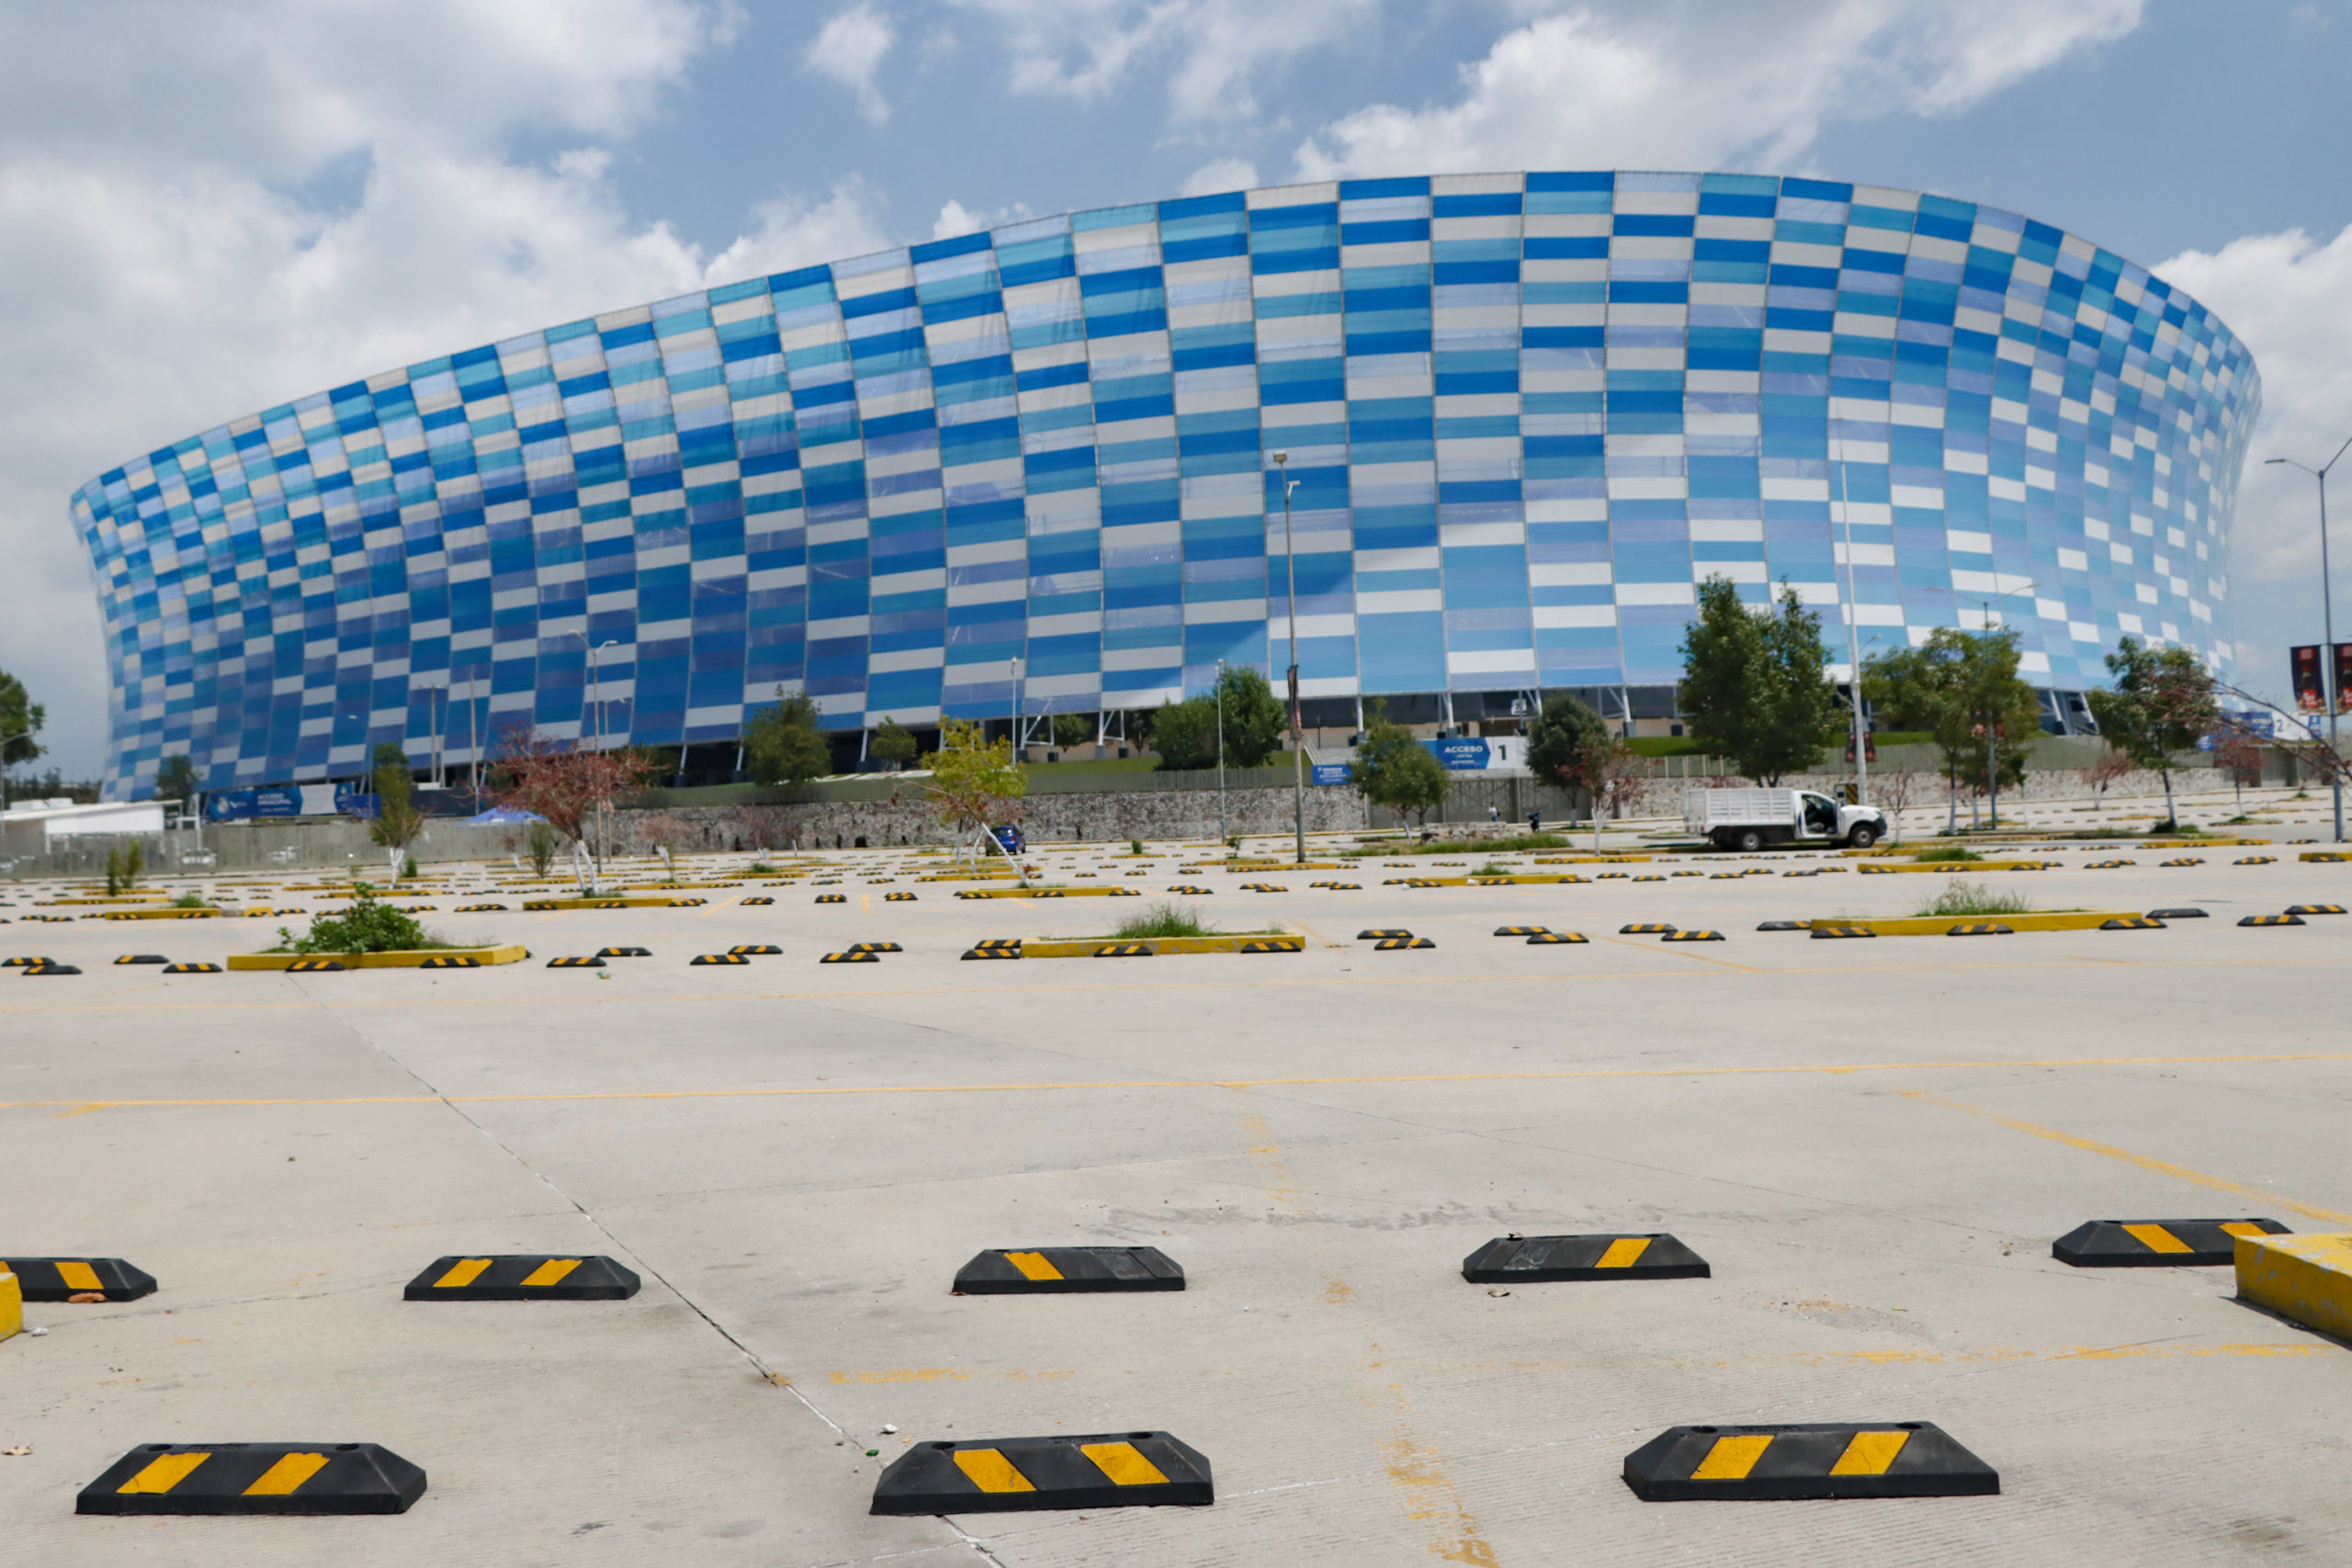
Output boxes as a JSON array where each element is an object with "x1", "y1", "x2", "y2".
[{"x1": 70, "y1": 170, "x2": 2260, "y2": 799}]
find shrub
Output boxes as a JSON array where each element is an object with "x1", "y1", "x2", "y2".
[
  {"x1": 170, "y1": 890, "x2": 209, "y2": 908},
  {"x1": 1912, "y1": 844, "x2": 1983, "y2": 863},
  {"x1": 1129, "y1": 838, "x2": 1144, "y2": 855},
  {"x1": 525, "y1": 822, "x2": 560, "y2": 877},
  {"x1": 277, "y1": 883, "x2": 428, "y2": 953},
  {"x1": 1114, "y1": 902, "x2": 1212, "y2": 939},
  {"x1": 1914, "y1": 879, "x2": 2031, "y2": 918}
]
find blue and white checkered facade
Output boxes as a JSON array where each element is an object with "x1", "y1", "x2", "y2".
[{"x1": 74, "y1": 171, "x2": 2258, "y2": 799}]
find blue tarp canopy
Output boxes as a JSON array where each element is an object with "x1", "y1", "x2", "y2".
[{"x1": 463, "y1": 807, "x2": 546, "y2": 826}]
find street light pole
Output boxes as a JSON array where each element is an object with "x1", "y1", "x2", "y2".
[
  {"x1": 2267, "y1": 437, "x2": 2352, "y2": 842},
  {"x1": 1834, "y1": 430, "x2": 1869, "y2": 807},
  {"x1": 1274, "y1": 451, "x2": 1304, "y2": 864},
  {"x1": 1215, "y1": 656, "x2": 1227, "y2": 845}
]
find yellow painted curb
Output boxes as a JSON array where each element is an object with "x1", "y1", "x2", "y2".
[
  {"x1": 1803, "y1": 911, "x2": 2139, "y2": 936},
  {"x1": 2236, "y1": 1232, "x2": 2352, "y2": 1342},
  {"x1": 1021, "y1": 934, "x2": 1304, "y2": 957},
  {"x1": 226, "y1": 944, "x2": 528, "y2": 971},
  {"x1": 1, "y1": 1268, "x2": 19, "y2": 1343}
]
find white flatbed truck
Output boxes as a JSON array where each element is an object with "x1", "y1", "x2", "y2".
[{"x1": 1683, "y1": 787, "x2": 1887, "y2": 852}]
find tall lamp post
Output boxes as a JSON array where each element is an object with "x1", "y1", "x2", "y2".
[
  {"x1": 2267, "y1": 436, "x2": 2352, "y2": 843},
  {"x1": 1833, "y1": 430, "x2": 1869, "y2": 806},
  {"x1": 1215, "y1": 656, "x2": 1228, "y2": 845},
  {"x1": 1975, "y1": 580, "x2": 2038, "y2": 830},
  {"x1": 1272, "y1": 451, "x2": 1305, "y2": 864},
  {"x1": 569, "y1": 633, "x2": 617, "y2": 871}
]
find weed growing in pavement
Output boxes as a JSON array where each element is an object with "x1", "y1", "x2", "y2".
[
  {"x1": 1912, "y1": 844, "x2": 1983, "y2": 863},
  {"x1": 1112, "y1": 902, "x2": 1214, "y2": 939},
  {"x1": 1914, "y1": 879, "x2": 2032, "y2": 918}
]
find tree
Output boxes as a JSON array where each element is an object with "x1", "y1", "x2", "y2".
[
  {"x1": 1524, "y1": 692, "x2": 1611, "y2": 818},
  {"x1": 0, "y1": 669, "x2": 42, "y2": 807},
  {"x1": 368, "y1": 742, "x2": 424, "y2": 869},
  {"x1": 491, "y1": 728, "x2": 660, "y2": 885},
  {"x1": 1050, "y1": 713, "x2": 1093, "y2": 750},
  {"x1": 2211, "y1": 728, "x2": 2263, "y2": 813},
  {"x1": 154, "y1": 753, "x2": 199, "y2": 809},
  {"x1": 1150, "y1": 667, "x2": 1285, "y2": 772},
  {"x1": 2086, "y1": 637, "x2": 2219, "y2": 829},
  {"x1": 1865, "y1": 627, "x2": 2041, "y2": 829},
  {"x1": 742, "y1": 688, "x2": 832, "y2": 789},
  {"x1": 922, "y1": 718, "x2": 1028, "y2": 865},
  {"x1": 1677, "y1": 577, "x2": 1843, "y2": 784},
  {"x1": 1352, "y1": 702, "x2": 1450, "y2": 829},
  {"x1": 2082, "y1": 749, "x2": 2134, "y2": 814},
  {"x1": 869, "y1": 716, "x2": 920, "y2": 770}
]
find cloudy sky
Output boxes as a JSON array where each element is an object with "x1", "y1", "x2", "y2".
[{"x1": 3, "y1": 0, "x2": 2348, "y2": 776}]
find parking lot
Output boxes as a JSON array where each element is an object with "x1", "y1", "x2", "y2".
[{"x1": 6, "y1": 834, "x2": 2350, "y2": 1565}]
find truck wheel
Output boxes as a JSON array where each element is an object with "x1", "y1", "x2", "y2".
[
  {"x1": 1846, "y1": 824, "x2": 1878, "y2": 850},
  {"x1": 1734, "y1": 828, "x2": 1766, "y2": 852}
]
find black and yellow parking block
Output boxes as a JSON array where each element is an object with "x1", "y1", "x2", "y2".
[
  {"x1": 417, "y1": 954, "x2": 480, "y2": 968},
  {"x1": 846, "y1": 942, "x2": 903, "y2": 953},
  {"x1": 1633, "y1": 874, "x2": 1666, "y2": 883},
  {"x1": 163, "y1": 962, "x2": 222, "y2": 974},
  {"x1": 25, "y1": 963, "x2": 84, "y2": 975},
  {"x1": 1811, "y1": 924, "x2": 1875, "y2": 940},
  {"x1": 1358, "y1": 928, "x2": 1413, "y2": 940},
  {"x1": 1757, "y1": 920, "x2": 1804, "y2": 931},
  {"x1": 962, "y1": 945, "x2": 1023, "y2": 960},
  {"x1": 2234, "y1": 855, "x2": 2278, "y2": 865},
  {"x1": 1166, "y1": 885, "x2": 1213, "y2": 895},
  {"x1": 77, "y1": 1441, "x2": 426, "y2": 1516},
  {"x1": 870, "y1": 1430, "x2": 1211, "y2": 1515},
  {"x1": 1320, "y1": 882, "x2": 1361, "y2": 889},
  {"x1": 547, "y1": 955, "x2": 605, "y2": 968},
  {"x1": 2, "y1": 955, "x2": 54, "y2": 967},
  {"x1": 1662, "y1": 929, "x2": 1724, "y2": 942},
  {"x1": 741, "y1": 896, "x2": 775, "y2": 906},
  {"x1": 2052, "y1": 1217, "x2": 2289, "y2": 1268},
  {"x1": 885, "y1": 891, "x2": 918, "y2": 901},
  {"x1": 815, "y1": 893, "x2": 847, "y2": 904},
  {"x1": 1238, "y1": 938, "x2": 1302, "y2": 953},
  {"x1": 729, "y1": 943, "x2": 783, "y2": 955},
  {"x1": 1944, "y1": 922, "x2": 2010, "y2": 937},
  {"x1": 115, "y1": 953, "x2": 168, "y2": 964},
  {"x1": 2147, "y1": 908, "x2": 2205, "y2": 919},
  {"x1": 1526, "y1": 931, "x2": 1588, "y2": 944},
  {"x1": 2159, "y1": 857, "x2": 2204, "y2": 867},
  {"x1": 1493, "y1": 926, "x2": 1549, "y2": 937},
  {"x1": 954, "y1": 1246, "x2": 1184, "y2": 1294},
  {"x1": 2286, "y1": 903, "x2": 2346, "y2": 916},
  {"x1": 1239, "y1": 883, "x2": 1287, "y2": 893},
  {"x1": 1623, "y1": 1422, "x2": 1997, "y2": 1501},
  {"x1": 820, "y1": 950, "x2": 880, "y2": 964},
  {"x1": 1374, "y1": 936, "x2": 1435, "y2": 950},
  {"x1": 690, "y1": 952, "x2": 752, "y2": 965},
  {"x1": 285, "y1": 958, "x2": 345, "y2": 973},
  {"x1": 456, "y1": 902, "x2": 507, "y2": 912},
  {"x1": 970, "y1": 938, "x2": 1021, "y2": 953},
  {"x1": 402, "y1": 1254, "x2": 640, "y2": 1300},
  {"x1": 1093, "y1": 942, "x2": 1153, "y2": 957},
  {"x1": 2239, "y1": 913, "x2": 2304, "y2": 927},
  {"x1": 1619, "y1": 922, "x2": 1676, "y2": 935},
  {"x1": 2100, "y1": 917, "x2": 2164, "y2": 931},
  {"x1": 598, "y1": 945, "x2": 652, "y2": 957},
  {"x1": 4, "y1": 1257, "x2": 157, "y2": 1302},
  {"x1": 1463, "y1": 1234, "x2": 1709, "y2": 1282}
]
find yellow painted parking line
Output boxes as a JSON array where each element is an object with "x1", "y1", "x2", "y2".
[
  {"x1": 1828, "y1": 1431, "x2": 1910, "y2": 1475},
  {"x1": 1905, "y1": 1092, "x2": 2352, "y2": 1224},
  {"x1": 15, "y1": 1047, "x2": 2352, "y2": 1116},
  {"x1": 243, "y1": 1451, "x2": 328, "y2": 1495}
]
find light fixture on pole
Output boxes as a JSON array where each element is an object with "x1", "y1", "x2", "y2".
[
  {"x1": 2267, "y1": 437, "x2": 2352, "y2": 842},
  {"x1": 1273, "y1": 450, "x2": 1305, "y2": 864},
  {"x1": 1215, "y1": 656, "x2": 1227, "y2": 846},
  {"x1": 1833, "y1": 428, "x2": 1870, "y2": 807}
]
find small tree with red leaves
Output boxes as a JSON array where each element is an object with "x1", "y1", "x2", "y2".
[
  {"x1": 491, "y1": 728, "x2": 659, "y2": 886},
  {"x1": 2211, "y1": 728, "x2": 2264, "y2": 815}
]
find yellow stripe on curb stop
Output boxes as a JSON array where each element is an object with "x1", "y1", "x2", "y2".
[
  {"x1": 243, "y1": 1452, "x2": 328, "y2": 1495},
  {"x1": 2222, "y1": 1221, "x2": 2272, "y2": 1239},
  {"x1": 1595, "y1": 1237, "x2": 1653, "y2": 1269},
  {"x1": 520, "y1": 1258, "x2": 582, "y2": 1289},
  {"x1": 1081, "y1": 1441, "x2": 1170, "y2": 1486},
  {"x1": 952, "y1": 1449, "x2": 1036, "y2": 1493},
  {"x1": 56, "y1": 1260, "x2": 103, "y2": 1292},
  {"x1": 1690, "y1": 1434, "x2": 1773, "y2": 1480},
  {"x1": 119, "y1": 1451, "x2": 211, "y2": 1494},
  {"x1": 2121, "y1": 1224, "x2": 2193, "y2": 1254},
  {"x1": 1002, "y1": 1251, "x2": 1064, "y2": 1282},
  {"x1": 434, "y1": 1258, "x2": 493, "y2": 1289},
  {"x1": 1829, "y1": 1430, "x2": 1910, "y2": 1475}
]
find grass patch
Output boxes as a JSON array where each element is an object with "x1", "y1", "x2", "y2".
[
  {"x1": 1914, "y1": 879, "x2": 2033, "y2": 918},
  {"x1": 1911, "y1": 844, "x2": 1983, "y2": 863},
  {"x1": 1112, "y1": 902, "x2": 1215, "y2": 939},
  {"x1": 1472, "y1": 862, "x2": 1513, "y2": 877},
  {"x1": 170, "y1": 890, "x2": 212, "y2": 908}
]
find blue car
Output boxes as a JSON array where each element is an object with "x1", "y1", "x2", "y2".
[{"x1": 990, "y1": 825, "x2": 1025, "y2": 855}]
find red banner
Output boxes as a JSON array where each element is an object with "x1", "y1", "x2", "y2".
[
  {"x1": 2337, "y1": 643, "x2": 2352, "y2": 715},
  {"x1": 2291, "y1": 645, "x2": 2325, "y2": 712}
]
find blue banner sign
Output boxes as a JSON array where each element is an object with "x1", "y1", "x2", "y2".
[
  {"x1": 1313, "y1": 762, "x2": 1352, "y2": 786},
  {"x1": 1427, "y1": 738, "x2": 1492, "y2": 771},
  {"x1": 204, "y1": 786, "x2": 304, "y2": 822}
]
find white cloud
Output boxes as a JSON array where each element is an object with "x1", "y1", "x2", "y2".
[
  {"x1": 1181, "y1": 156, "x2": 1259, "y2": 197},
  {"x1": 931, "y1": 196, "x2": 1037, "y2": 240},
  {"x1": 2154, "y1": 224, "x2": 2352, "y2": 705},
  {"x1": 0, "y1": 1, "x2": 895, "y2": 779},
  {"x1": 954, "y1": 0, "x2": 1374, "y2": 121},
  {"x1": 807, "y1": 2, "x2": 899, "y2": 124},
  {"x1": 1295, "y1": 0, "x2": 2143, "y2": 180}
]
